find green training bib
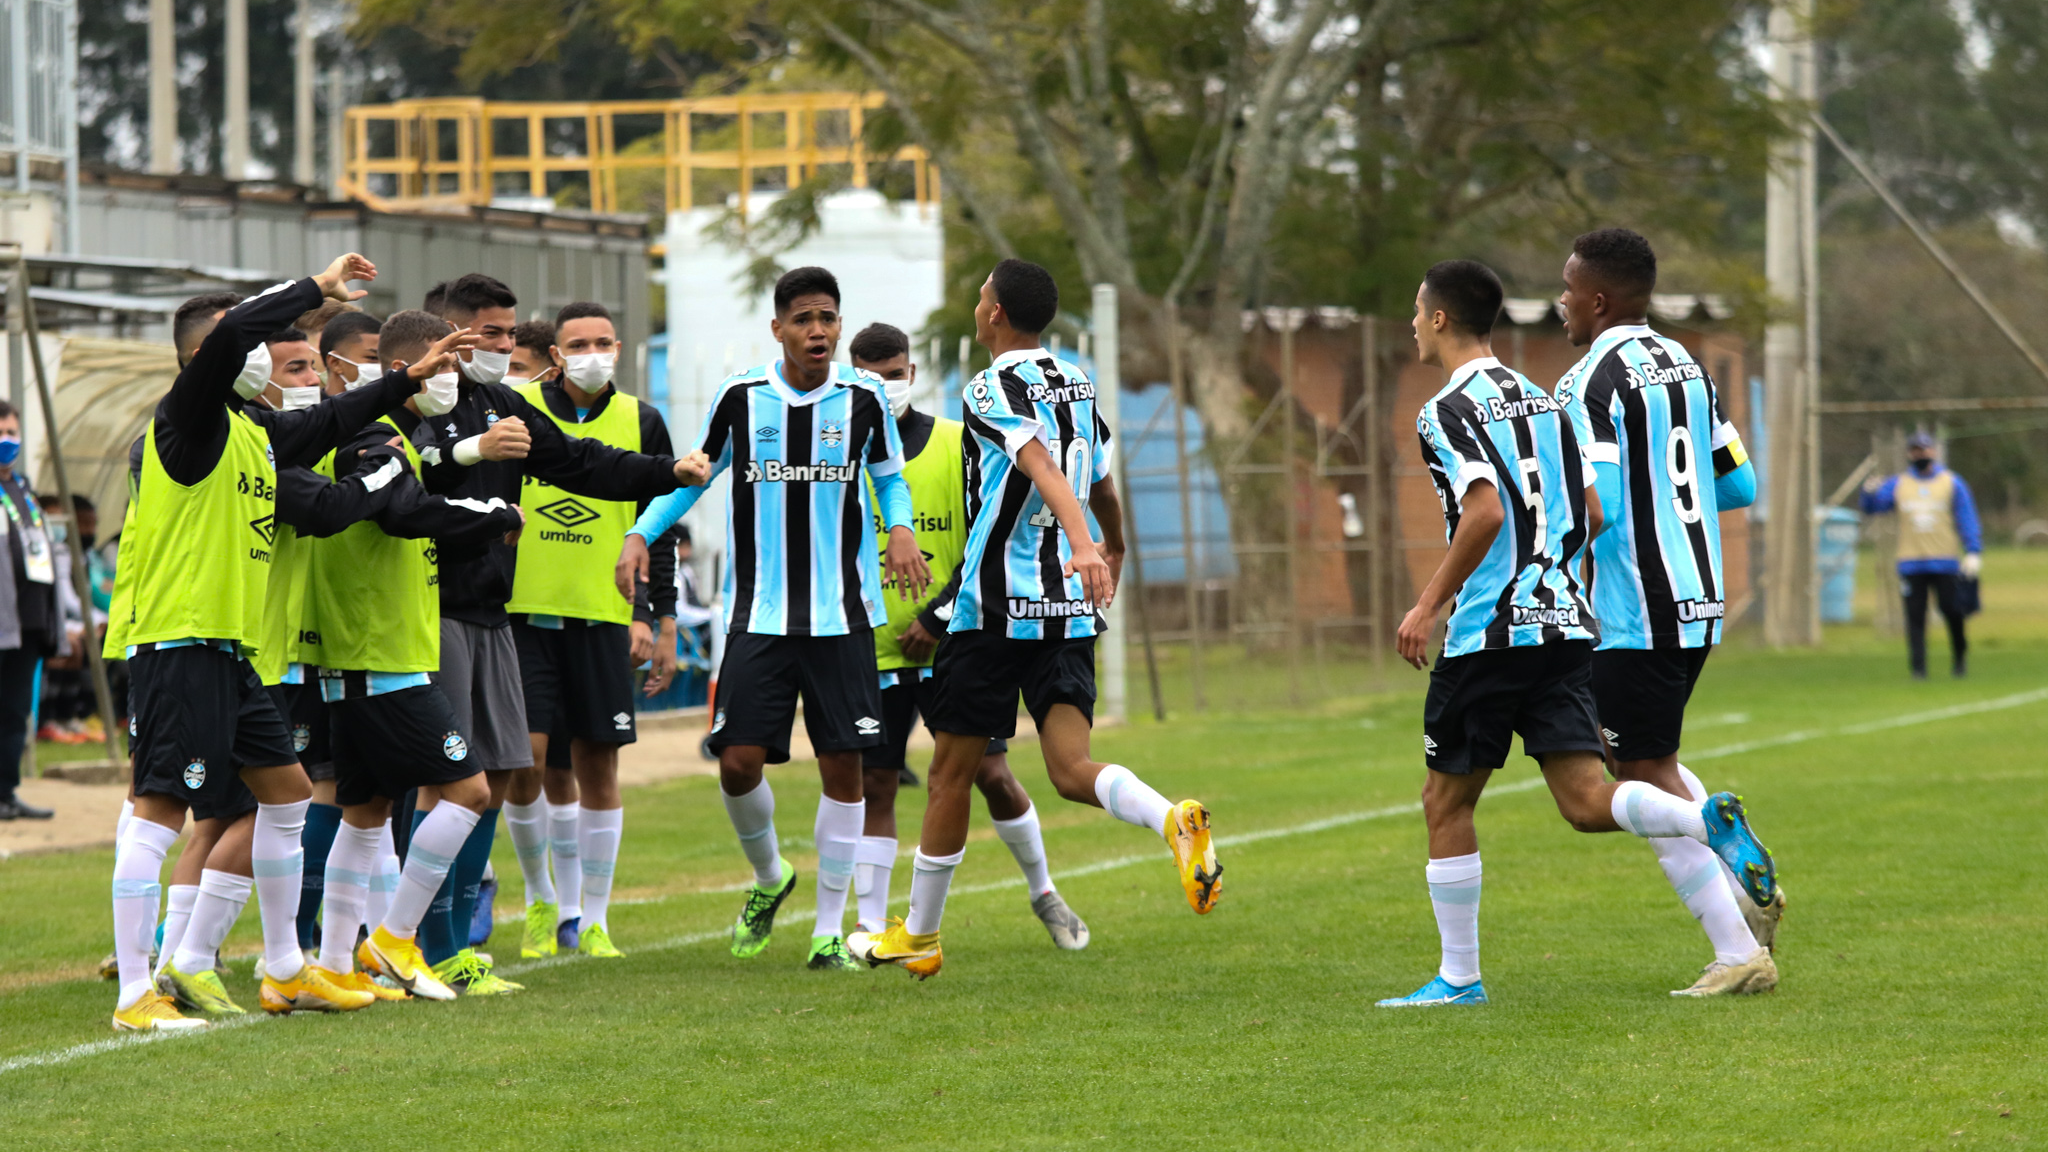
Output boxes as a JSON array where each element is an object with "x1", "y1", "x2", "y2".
[
  {"x1": 506, "y1": 382, "x2": 642, "y2": 626},
  {"x1": 871, "y1": 417, "x2": 966, "y2": 671}
]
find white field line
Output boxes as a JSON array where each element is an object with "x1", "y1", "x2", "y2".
[{"x1": 1686, "y1": 685, "x2": 2048, "y2": 761}]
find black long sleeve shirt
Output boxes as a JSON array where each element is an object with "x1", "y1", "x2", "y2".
[{"x1": 338, "y1": 413, "x2": 524, "y2": 549}]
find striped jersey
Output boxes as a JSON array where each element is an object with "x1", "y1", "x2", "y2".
[
  {"x1": 953, "y1": 348, "x2": 1114, "y2": 640},
  {"x1": 1416, "y1": 357, "x2": 1598, "y2": 657},
  {"x1": 1555, "y1": 324, "x2": 1744, "y2": 649},
  {"x1": 688, "y1": 360, "x2": 905, "y2": 636}
]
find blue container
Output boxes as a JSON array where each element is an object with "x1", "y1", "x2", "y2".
[{"x1": 1817, "y1": 507, "x2": 1861, "y2": 623}]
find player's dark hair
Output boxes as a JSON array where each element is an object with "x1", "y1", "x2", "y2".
[
  {"x1": 422, "y1": 281, "x2": 449, "y2": 315},
  {"x1": 990, "y1": 259, "x2": 1058, "y2": 335},
  {"x1": 379, "y1": 309, "x2": 454, "y2": 367},
  {"x1": 554, "y1": 300, "x2": 613, "y2": 329},
  {"x1": 436, "y1": 273, "x2": 518, "y2": 320},
  {"x1": 320, "y1": 310, "x2": 383, "y2": 358},
  {"x1": 848, "y1": 323, "x2": 909, "y2": 365},
  {"x1": 772, "y1": 266, "x2": 840, "y2": 312},
  {"x1": 513, "y1": 319, "x2": 555, "y2": 357},
  {"x1": 1422, "y1": 259, "x2": 1504, "y2": 337},
  {"x1": 1571, "y1": 228, "x2": 1658, "y2": 300},
  {"x1": 263, "y1": 327, "x2": 309, "y2": 347},
  {"x1": 0, "y1": 398, "x2": 17, "y2": 421},
  {"x1": 173, "y1": 291, "x2": 244, "y2": 363}
]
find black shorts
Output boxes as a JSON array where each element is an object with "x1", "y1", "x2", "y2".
[
  {"x1": 266, "y1": 682, "x2": 334, "y2": 782},
  {"x1": 860, "y1": 675, "x2": 1008, "y2": 772},
  {"x1": 513, "y1": 617, "x2": 637, "y2": 745},
  {"x1": 1423, "y1": 640, "x2": 1602, "y2": 774},
  {"x1": 129, "y1": 645, "x2": 292, "y2": 821},
  {"x1": 327, "y1": 682, "x2": 483, "y2": 807},
  {"x1": 710, "y1": 631, "x2": 883, "y2": 764},
  {"x1": 1589, "y1": 645, "x2": 1713, "y2": 762},
  {"x1": 926, "y1": 630, "x2": 1095, "y2": 741}
]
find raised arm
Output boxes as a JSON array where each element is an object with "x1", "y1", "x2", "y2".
[{"x1": 273, "y1": 450, "x2": 408, "y2": 538}]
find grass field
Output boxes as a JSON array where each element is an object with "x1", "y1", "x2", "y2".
[{"x1": 3, "y1": 552, "x2": 2046, "y2": 1149}]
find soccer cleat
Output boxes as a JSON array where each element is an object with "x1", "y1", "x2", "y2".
[
  {"x1": 847, "y1": 919, "x2": 943, "y2": 980},
  {"x1": 579, "y1": 924, "x2": 624, "y2": 959},
  {"x1": 98, "y1": 950, "x2": 119, "y2": 981},
  {"x1": 806, "y1": 935, "x2": 863, "y2": 972},
  {"x1": 469, "y1": 875, "x2": 499, "y2": 948},
  {"x1": 1738, "y1": 884, "x2": 1787, "y2": 954},
  {"x1": 260, "y1": 961, "x2": 376, "y2": 1014},
  {"x1": 730, "y1": 857, "x2": 798, "y2": 959},
  {"x1": 556, "y1": 915, "x2": 582, "y2": 954},
  {"x1": 156, "y1": 963, "x2": 247, "y2": 1015},
  {"x1": 1702, "y1": 792, "x2": 1777, "y2": 907},
  {"x1": 1030, "y1": 890, "x2": 1091, "y2": 950},
  {"x1": 1377, "y1": 975, "x2": 1489, "y2": 1007},
  {"x1": 1671, "y1": 948, "x2": 1779, "y2": 997},
  {"x1": 317, "y1": 966, "x2": 410, "y2": 1002},
  {"x1": 432, "y1": 948, "x2": 525, "y2": 995},
  {"x1": 112, "y1": 992, "x2": 209, "y2": 1033},
  {"x1": 522, "y1": 900, "x2": 560, "y2": 959},
  {"x1": 1165, "y1": 800, "x2": 1223, "y2": 914},
  {"x1": 362, "y1": 926, "x2": 458, "y2": 1001}
]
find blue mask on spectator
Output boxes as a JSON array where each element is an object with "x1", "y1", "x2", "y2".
[{"x1": 0, "y1": 435, "x2": 21, "y2": 466}]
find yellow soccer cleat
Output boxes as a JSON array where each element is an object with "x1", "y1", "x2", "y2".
[
  {"x1": 156, "y1": 963, "x2": 247, "y2": 1015},
  {"x1": 579, "y1": 924, "x2": 624, "y2": 959},
  {"x1": 112, "y1": 992, "x2": 209, "y2": 1033},
  {"x1": 521, "y1": 900, "x2": 559, "y2": 959},
  {"x1": 316, "y1": 965, "x2": 410, "y2": 1002},
  {"x1": 1165, "y1": 799, "x2": 1223, "y2": 914},
  {"x1": 432, "y1": 948, "x2": 524, "y2": 996},
  {"x1": 362, "y1": 927, "x2": 458, "y2": 1002},
  {"x1": 846, "y1": 919, "x2": 943, "y2": 980},
  {"x1": 260, "y1": 961, "x2": 376, "y2": 1014}
]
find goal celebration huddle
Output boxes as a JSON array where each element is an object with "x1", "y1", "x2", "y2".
[{"x1": 98, "y1": 229, "x2": 1777, "y2": 1034}]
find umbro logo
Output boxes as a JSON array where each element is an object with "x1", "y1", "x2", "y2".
[
  {"x1": 249, "y1": 513, "x2": 276, "y2": 546},
  {"x1": 613, "y1": 711, "x2": 632, "y2": 730},
  {"x1": 537, "y1": 498, "x2": 601, "y2": 529},
  {"x1": 1423, "y1": 735, "x2": 1438, "y2": 755},
  {"x1": 855, "y1": 716, "x2": 881, "y2": 735},
  {"x1": 1602, "y1": 727, "x2": 1621, "y2": 744},
  {"x1": 756, "y1": 426, "x2": 779, "y2": 440}
]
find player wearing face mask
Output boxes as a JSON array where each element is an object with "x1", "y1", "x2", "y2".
[{"x1": 320, "y1": 311, "x2": 383, "y2": 396}]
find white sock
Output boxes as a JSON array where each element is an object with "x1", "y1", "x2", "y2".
[
  {"x1": 549, "y1": 802, "x2": 583, "y2": 922},
  {"x1": 175, "y1": 869, "x2": 253, "y2": 976},
  {"x1": 811, "y1": 796, "x2": 863, "y2": 939},
  {"x1": 1093, "y1": 764, "x2": 1173, "y2": 835},
  {"x1": 1426, "y1": 852, "x2": 1482, "y2": 986},
  {"x1": 903, "y1": 847, "x2": 965, "y2": 937},
  {"x1": 252, "y1": 800, "x2": 310, "y2": 980},
  {"x1": 367, "y1": 823, "x2": 399, "y2": 929},
  {"x1": 155, "y1": 884, "x2": 199, "y2": 979},
  {"x1": 993, "y1": 805, "x2": 1055, "y2": 897},
  {"x1": 1678, "y1": 763, "x2": 1759, "y2": 910},
  {"x1": 853, "y1": 836, "x2": 898, "y2": 933},
  {"x1": 319, "y1": 823, "x2": 381, "y2": 972},
  {"x1": 116, "y1": 797, "x2": 134, "y2": 842},
  {"x1": 721, "y1": 779, "x2": 784, "y2": 889},
  {"x1": 385, "y1": 803, "x2": 481, "y2": 938},
  {"x1": 579, "y1": 806, "x2": 623, "y2": 932},
  {"x1": 1610, "y1": 780, "x2": 1709, "y2": 842},
  {"x1": 505, "y1": 800, "x2": 556, "y2": 906},
  {"x1": 111, "y1": 818, "x2": 178, "y2": 1009},
  {"x1": 1662, "y1": 766, "x2": 1762, "y2": 964}
]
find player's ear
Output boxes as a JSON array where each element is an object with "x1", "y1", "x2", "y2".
[{"x1": 550, "y1": 345, "x2": 566, "y2": 369}]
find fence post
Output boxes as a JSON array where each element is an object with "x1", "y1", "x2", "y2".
[{"x1": 1091, "y1": 283, "x2": 1126, "y2": 724}]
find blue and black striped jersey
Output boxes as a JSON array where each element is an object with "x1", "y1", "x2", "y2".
[
  {"x1": 1555, "y1": 325, "x2": 1745, "y2": 649},
  {"x1": 684, "y1": 360, "x2": 905, "y2": 637},
  {"x1": 953, "y1": 349, "x2": 1114, "y2": 640},
  {"x1": 1416, "y1": 357, "x2": 1599, "y2": 657}
]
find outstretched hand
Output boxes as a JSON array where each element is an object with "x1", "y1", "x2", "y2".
[
  {"x1": 885, "y1": 526, "x2": 931, "y2": 602},
  {"x1": 406, "y1": 327, "x2": 481, "y2": 382},
  {"x1": 478, "y1": 416, "x2": 530, "y2": 461},
  {"x1": 316, "y1": 253, "x2": 376, "y2": 302},
  {"x1": 674, "y1": 450, "x2": 713, "y2": 486},
  {"x1": 1063, "y1": 539, "x2": 1114, "y2": 609}
]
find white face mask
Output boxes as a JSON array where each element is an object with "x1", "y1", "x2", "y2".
[
  {"x1": 416, "y1": 371, "x2": 461, "y2": 417},
  {"x1": 885, "y1": 377, "x2": 913, "y2": 419},
  {"x1": 329, "y1": 353, "x2": 373, "y2": 391},
  {"x1": 461, "y1": 348, "x2": 511, "y2": 385},
  {"x1": 279, "y1": 385, "x2": 322, "y2": 411},
  {"x1": 563, "y1": 351, "x2": 617, "y2": 390},
  {"x1": 235, "y1": 344, "x2": 274, "y2": 401},
  {"x1": 501, "y1": 375, "x2": 532, "y2": 387}
]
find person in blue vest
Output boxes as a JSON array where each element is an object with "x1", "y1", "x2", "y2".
[{"x1": 1861, "y1": 432, "x2": 1982, "y2": 678}]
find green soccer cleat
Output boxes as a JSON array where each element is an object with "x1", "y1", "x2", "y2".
[
  {"x1": 579, "y1": 924, "x2": 624, "y2": 958},
  {"x1": 156, "y1": 963, "x2": 248, "y2": 1015},
  {"x1": 522, "y1": 900, "x2": 560, "y2": 959},
  {"x1": 431, "y1": 948, "x2": 525, "y2": 996},
  {"x1": 731, "y1": 857, "x2": 798, "y2": 959},
  {"x1": 807, "y1": 935, "x2": 863, "y2": 972}
]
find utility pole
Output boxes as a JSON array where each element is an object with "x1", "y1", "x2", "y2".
[
  {"x1": 149, "y1": 0, "x2": 177, "y2": 173},
  {"x1": 293, "y1": 0, "x2": 315, "y2": 186},
  {"x1": 326, "y1": 67, "x2": 346, "y2": 198},
  {"x1": 1763, "y1": 0, "x2": 1820, "y2": 647},
  {"x1": 224, "y1": 0, "x2": 249, "y2": 179},
  {"x1": 1092, "y1": 283, "x2": 1126, "y2": 724}
]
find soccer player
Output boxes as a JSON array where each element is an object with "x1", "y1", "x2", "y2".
[
  {"x1": 320, "y1": 310, "x2": 383, "y2": 394},
  {"x1": 499, "y1": 301, "x2": 680, "y2": 961},
  {"x1": 506, "y1": 320, "x2": 559, "y2": 386},
  {"x1": 1553, "y1": 228, "x2": 1784, "y2": 997},
  {"x1": 311, "y1": 309, "x2": 528, "y2": 1001},
  {"x1": 1860, "y1": 431, "x2": 1982, "y2": 679},
  {"x1": 103, "y1": 255, "x2": 429, "y2": 1030},
  {"x1": 1377, "y1": 259, "x2": 1777, "y2": 1010},
  {"x1": 415, "y1": 274, "x2": 700, "y2": 977},
  {"x1": 617, "y1": 265, "x2": 929, "y2": 972},
  {"x1": 846, "y1": 260, "x2": 1208, "y2": 981},
  {"x1": 844, "y1": 322, "x2": 1088, "y2": 949}
]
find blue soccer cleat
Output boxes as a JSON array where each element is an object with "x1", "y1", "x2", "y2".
[
  {"x1": 557, "y1": 915, "x2": 582, "y2": 954},
  {"x1": 468, "y1": 875, "x2": 499, "y2": 948},
  {"x1": 1702, "y1": 792, "x2": 1777, "y2": 908},
  {"x1": 1377, "y1": 975, "x2": 1488, "y2": 1008}
]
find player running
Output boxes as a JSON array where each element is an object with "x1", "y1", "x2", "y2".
[
  {"x1": 618, "y1": 266, "x2": 929, "y2": 972},
  {"x1": 845, "y1": 322, "x2": 1088, "y2": 949},
  {"x1": 1377, "y1": 259, "x2": 1777, "y2": 1009},
  {"x1": 1554, "y1": 228, "x2": 1783, "y2": 996},
  {"x1": 848, "y1": 259, "x2": 1210, "y2": 980}
]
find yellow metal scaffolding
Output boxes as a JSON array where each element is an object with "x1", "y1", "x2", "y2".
[{"x1": 339, "y1": 93, "x2": 935, "y2": 219}]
